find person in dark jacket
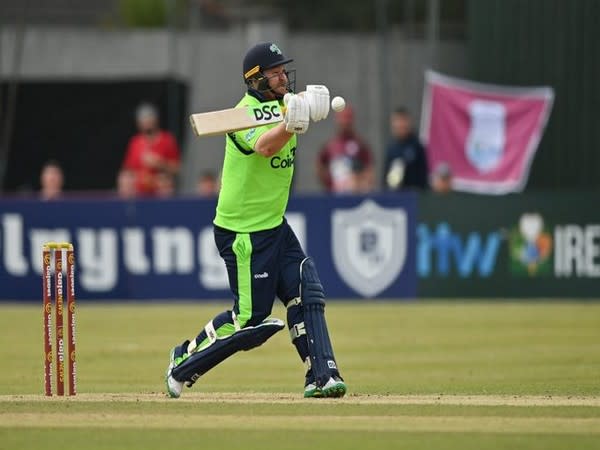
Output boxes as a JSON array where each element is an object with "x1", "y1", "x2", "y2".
[{"x1": 383, "y1": 107, "x2": 429, "y2": 191}]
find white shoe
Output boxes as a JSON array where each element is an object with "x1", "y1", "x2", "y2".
[
  {"x1": 165, "y1": 348, "x2": 184, "y2": 398},
  {"x1": 321, "y1": 376, "x2": 347, "y2": 398},
  {"x1": 166, "y1": 372, "x2": 183, "y2": 398}
]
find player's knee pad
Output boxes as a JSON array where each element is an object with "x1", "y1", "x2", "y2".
[
  {"x1": 171, "y1": 318, "x2": 284, "y2": 383},
  {"x1": 286, "y1": 297, "x2": 305, "y2": 342},
  {"x1": 300, "y1": 257, "x2": 340, "y2": 387},
  {"x1": 286, "y1": 297, "x2": 310, "y2": 364}
]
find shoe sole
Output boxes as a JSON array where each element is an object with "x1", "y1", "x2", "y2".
[
  {"x1": 304, "y1": 381, "x2": 347, "y2": 399},
  {"x1": 322, "y1": 381, "x2": 347, "y2": 398},
  {"x1": 304, "y1": 387, "x2": 324, "y2": 398}
]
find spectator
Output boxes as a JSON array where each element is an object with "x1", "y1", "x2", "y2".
[
  {"x1": 431, "y1": 162, "x2": 453, "y2": 194},
  {"x1": 39, "y1": 160, "x2": 64, "y2": 200},
  {"x1": 196, "y1": 170, "x2": 219, "y2": 197},
  {"x1": 116, "y1": 169, "x2": 137, "y2": 199},
  {"x1": 383, "y1": 107, "x2": 428, "y2": 191},
  {"x1": 121, "y1": 103, "x2": 181, "y2": 197},
  {"x1": 316, "y1": 105, "x2": 374, "y2": 194},
  {"x1": 155, "y1": 169, "x2": 177, "y2": 198}
]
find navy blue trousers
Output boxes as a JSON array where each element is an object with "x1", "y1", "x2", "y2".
[{"x1": 190, "y1": 218, "x2": 310, "y2": 364}]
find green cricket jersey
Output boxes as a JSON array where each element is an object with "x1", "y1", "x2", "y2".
[{"x1": 214, "y1": 92, "x2": 297, "y2": 233}]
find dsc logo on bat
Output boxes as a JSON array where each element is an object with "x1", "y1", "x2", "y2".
[{"x1": 251, "y1": 103, "x2": 282, "y2": 123}]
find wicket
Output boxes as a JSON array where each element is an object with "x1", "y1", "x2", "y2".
[{"x1": 42, "y1": 242, "x2": 76, "y2": 396}]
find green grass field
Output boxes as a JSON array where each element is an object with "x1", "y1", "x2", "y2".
[{"x1": 1, "y1": 301, "x2": 599, "y2": 449}]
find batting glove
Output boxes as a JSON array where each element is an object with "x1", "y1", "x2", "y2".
[
  {"x1": 305, "y1": 85, "x2": 330, "y2": 122},
  {"x1": 284, "y1": 94, "x2": 310, "y2": 134}
]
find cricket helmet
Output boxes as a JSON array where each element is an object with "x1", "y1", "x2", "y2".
[
  {"x1": 243, "y1": 42, "x2": 293, "y2": 81},
  {"x1": 242, "y1": 42, "x2": 295, "y2": 97}
]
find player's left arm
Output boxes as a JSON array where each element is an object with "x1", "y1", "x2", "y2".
[
  {"x1": 241, "y1": 90, "x2": 325, "y2": 158},
  {"x1": 254, "y1": 94, "x2": 310, "y2": 157}
]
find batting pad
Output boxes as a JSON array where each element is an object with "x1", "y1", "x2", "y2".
[
  {"x1": 171, "y1": 318, "x2": 284, "y2": 384},
  {"x1": 301, "y1": 257, "x2": 340, "y2": 387}
]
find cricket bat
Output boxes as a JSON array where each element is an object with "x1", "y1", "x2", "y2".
[{"x1": 189, "y1": 100, "x2": 285, "y2": 137}]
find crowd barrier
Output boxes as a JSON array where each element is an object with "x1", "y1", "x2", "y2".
[{"x1": 1, "y1": 192, "x2": 598, "y2": 300}]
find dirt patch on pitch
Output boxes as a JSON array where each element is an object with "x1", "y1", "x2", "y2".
[{"x1": 2, "y1": 393, "x2": 600, "y2": 407}]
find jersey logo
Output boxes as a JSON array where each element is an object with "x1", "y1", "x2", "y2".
[
  {"x1": 270, "y1": 147, "x2": 296, "y2": 169},
  {"x1": 248, "y1": 101, "x2": 283, "y2": 123},
  {"x1": 332, "y1": 200, "x2": 408, "y2": 297},
  {"x1": 244, "y1": 128, "x2": 257, "y2": 141}
]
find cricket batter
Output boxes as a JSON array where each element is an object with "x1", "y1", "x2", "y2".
[{"x1": 165, "y1": 42, "x2": 346, "y2": 398}]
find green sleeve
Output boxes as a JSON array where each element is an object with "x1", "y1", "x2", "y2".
[{"x1": 231, "y1": 122, "x2": 277, "y2": 151}]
